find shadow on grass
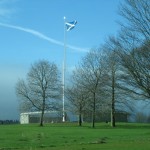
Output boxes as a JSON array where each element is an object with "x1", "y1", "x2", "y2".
[
  {"x1": 83, "y1": 122, "x2": 150, "y2": 129},
  {"x1": 116, "y1": 123, "x2": 150, "y2": 129},
  {"x1": 0, "y1": 148, "x2": 20, "y2": 150},
  {"x1": 24, "y1": 122, "x2": 150, "y2": 130}
]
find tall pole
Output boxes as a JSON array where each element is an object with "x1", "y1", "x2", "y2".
[{"x1": 62, "y1": 16, "x2": 67, "y2": 122}]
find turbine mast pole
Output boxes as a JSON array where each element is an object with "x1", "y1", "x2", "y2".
[{"x1": 62, "y1": 16, "x2": 66, "y2": 122}]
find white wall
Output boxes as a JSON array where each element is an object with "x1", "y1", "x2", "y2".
[{"x1": 20, "y1": 113, "x2": 29, "y2": 124}]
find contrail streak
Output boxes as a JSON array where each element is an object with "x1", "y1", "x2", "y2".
[{"x1": 0, "y1": 22, "x2": 88, "y2": 52}]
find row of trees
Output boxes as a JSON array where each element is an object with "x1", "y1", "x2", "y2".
[
  {"x1": 66, "y1": 0, "x2": 150, "y2": 127},
  {"x1": 16, "y1": 0, "x2": 150, "y2": 127},
  {"x1": 66, "y1": 40, "x2": 149, "y2": 127}
]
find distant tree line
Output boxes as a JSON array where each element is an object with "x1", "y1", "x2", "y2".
[
  {"x1": 16, "y1": 0, "x2": 150, "y2": 127},
  {"x1": 0, "y1": 120, "x2": 19, "y2": 125},
  {"x1": 135, "y1": 112, "x2": 150, "y2": 123}
]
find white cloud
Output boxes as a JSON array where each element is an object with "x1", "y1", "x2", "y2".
[
  {"x1": 0, "y1": 0, "x2": 19, "y2": 5},
  {"x1": 0, "y1": 9, "x2": 11, "y2": 16},
  {"x1": 0, "y1": 0, "x2": 17, "y2": 19},
  {"x1": 0, "y1": 0, "x2": 89, "y2": 52},
  {"x1": 0, "y1": 22, "x2": 89, "y2": 52}
]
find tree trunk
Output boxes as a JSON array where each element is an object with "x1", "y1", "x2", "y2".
[
  {"x1": 40, "y1": 98, "x2": 45, "y2": 127},
  {"x1": 111, "y1": 108, "x2": 115, "y2": 127},
  {"x1": 40, "y1": 110, "x2": 44, "y2": 126},
  {"x1": 92, "y1": 93, "x2": 96, "y2": 128},
  {"x1": 78, "y1": 113, "x2": 82, "y2": 126},
  {"x1": 111, "y1": 69, "x2": 116, "y2": 127}
]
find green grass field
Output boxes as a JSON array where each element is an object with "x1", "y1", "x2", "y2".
[{"x1": 0, "y1": 123, "x2": 150, "y2": 150}]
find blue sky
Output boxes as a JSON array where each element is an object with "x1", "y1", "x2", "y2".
[{"x1": 0, "y1": 0, "x2": 122, "y2": 120}]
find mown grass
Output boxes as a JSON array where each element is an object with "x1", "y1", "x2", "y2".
[{"x1": 0, "y1": 122, "x2": 150, "y2": 150}]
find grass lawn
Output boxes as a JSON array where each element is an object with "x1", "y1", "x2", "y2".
[{"x1": 0, "y1": 122, "x2": 150, "y2": 150}]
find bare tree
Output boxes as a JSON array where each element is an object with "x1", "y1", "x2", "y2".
[
  {"x1": 16, "y1": 60, "x2": 61, "y2": 126},
  {"x1": 66, "y1": 83, "x2": 89, "y2": 126},
  {"x1": 119, "y1": 0, "x2": 150, "y2": 40},
  {"x1": 116, "y1": 0, "x2": 150, "y2": 102},
  {"x1": 73, "y1": 49, "x2": 108, "y2": 128},
  {"x1": 107, "y1": 52, "x2": 117, "y2": 127},
  {"x1": 102, "y1": 36, "x2": 138, "y2": 126},
  {"x1": 118, "y1": 42, "x2": 150, "y2": 99},
  {"x1": 102, "y1": 38, "x2": 120, "y2": 127}
]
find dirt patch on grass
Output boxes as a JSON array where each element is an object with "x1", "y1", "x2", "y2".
[{"x1": 90, "y1": 137, "x2": 108, "y2": 144}]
